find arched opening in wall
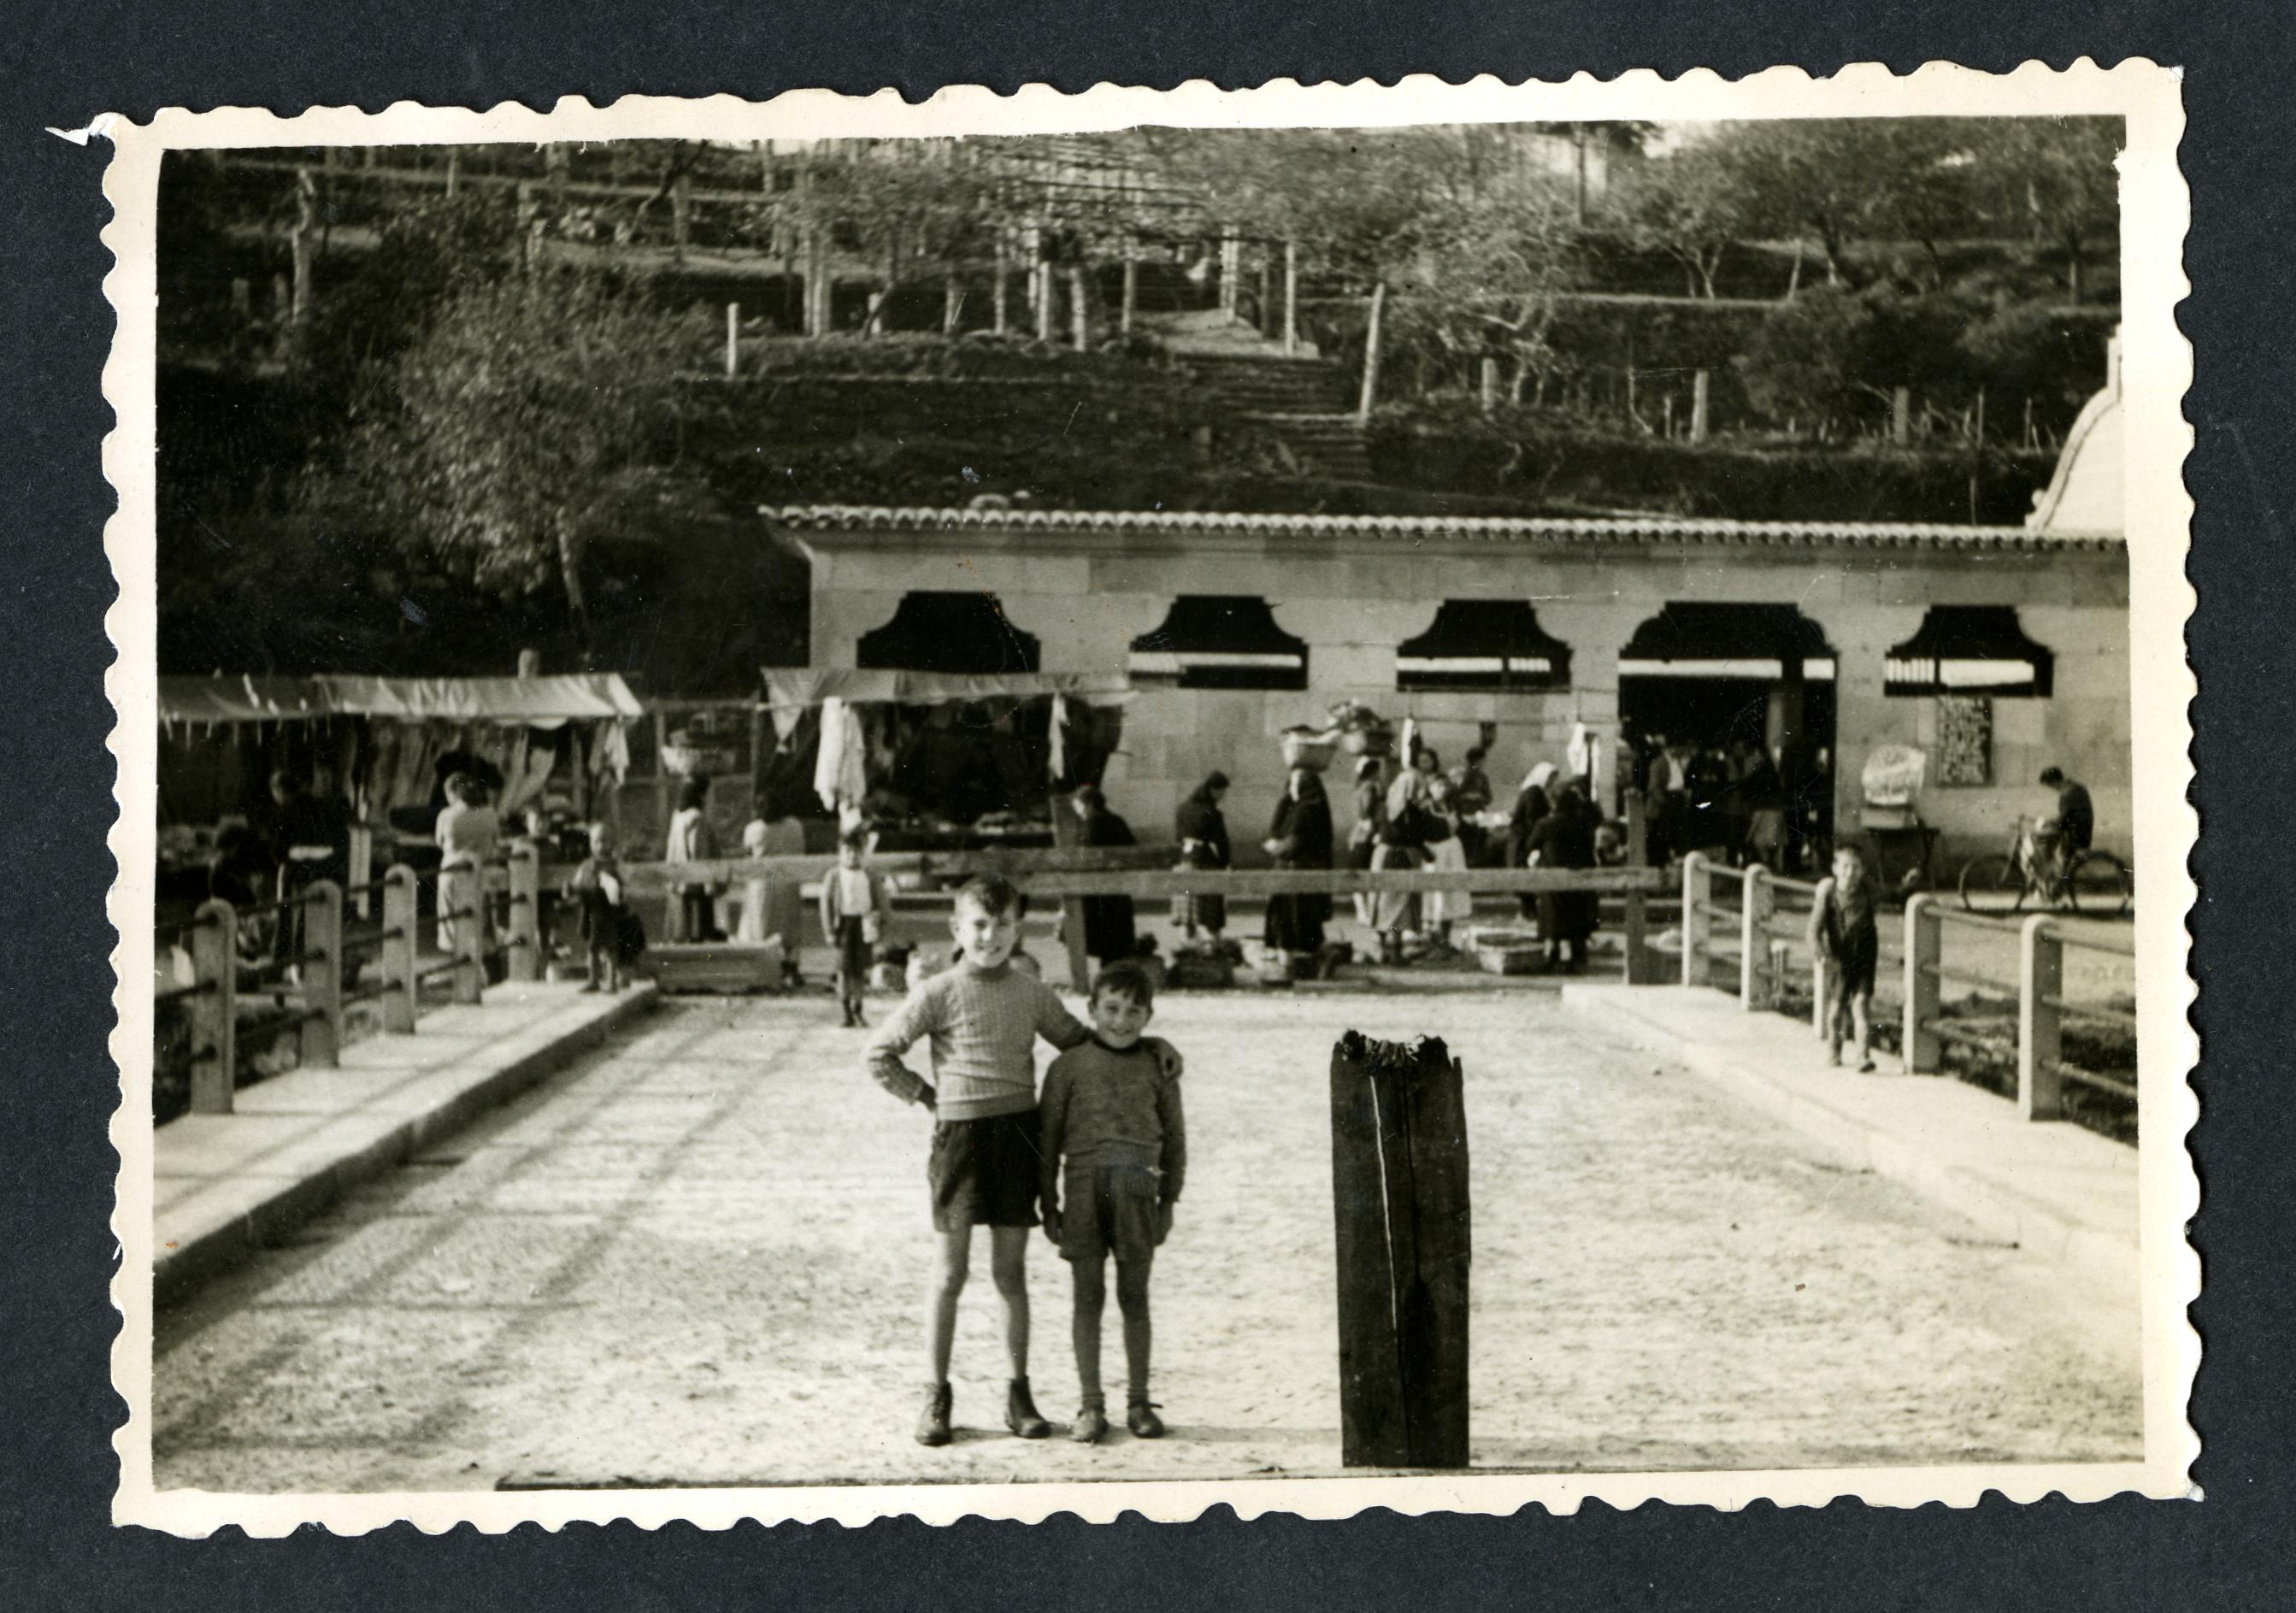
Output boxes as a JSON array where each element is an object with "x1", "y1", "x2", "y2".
[
  {"x1": 1127, "y1": 596, "x2": 1308, "y2": 690},
  {"x1": 857, "y1": 592, "x2": 1041, "y2": 676},
  {"x1": 1617, "y1": 602, "x2": 1838, "y2": 871},
  {"x1": 1884, "y1": 607, "x2": 2055, "y2": 698},
  {"x1": 1396, "y1": 600, "x2": 1572, "y2": 692}
]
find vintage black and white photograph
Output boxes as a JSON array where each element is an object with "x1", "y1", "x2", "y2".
[{"x1": 106, "y1": 69, "x2": 2194, "y2": 1530}]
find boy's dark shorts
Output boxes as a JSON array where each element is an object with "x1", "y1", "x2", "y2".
[
  {"x1": 927, "y1": 1109, "x2": 1042, "y2": 1232},
  {"x1": 1057, "y1": 1150, "x2": 1169, "y2": 1265}
]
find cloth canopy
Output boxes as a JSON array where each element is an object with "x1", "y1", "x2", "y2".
[
  {"x1": 315, "y1": 674, "x2": 644, "y2": 721},
  {"x1": 158, "y1": 675, "x2": 337, "y2": 727},
  {"x1": 159, "y1": 673, "x2": 645, "y2": 725},
  {"x1": 1617, "y1": 603, "x2": 1837, "y2": 681},
  {"x1": 762, "y1": 668, "x2": 1133, "y2": 715},
  {"x1": 1396, "y1": 600, "x2": 1573, "y2": 690},
  {"x1": 1884, "y1": 607, "x2": 2055, "y2": 697},
  {"x1": 1127, "y1": 596, "x2": 1309, "y2": 690}
]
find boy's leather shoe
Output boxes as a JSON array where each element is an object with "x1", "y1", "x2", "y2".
[
  {"x1": 1069, "y1": 1404, "x2": 1109, "y2": 1445},
  {"x1": 1126, "y1": 1398, "x2": 1165, "y2": 1439},
  {"x1": 915, "y1": 1382, "x2": 953, "y2": 1446},
  {"x1": 1005, "y1": 1378, "x2": 1051, "y2": 1439}
]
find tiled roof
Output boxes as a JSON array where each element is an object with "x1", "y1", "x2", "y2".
[{"x1": 761, "y1": 504, "x2": 2122, "y2": 551}]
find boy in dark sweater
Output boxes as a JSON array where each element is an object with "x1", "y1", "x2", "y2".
[{"x1": 1039, "y1": 960, "x2": 1186, "y2": 1443}]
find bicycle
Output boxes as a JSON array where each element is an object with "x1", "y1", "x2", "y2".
[{"x1": 1957, "y1": 815, "x2": 2131, "y2": 917}]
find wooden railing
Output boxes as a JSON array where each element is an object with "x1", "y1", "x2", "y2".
[
  {"x1": 1679, "y1": 852, "x2": 2135, "y2": 1127},
  {"x1": 156, "y1": 843, "x2": 545, "y2": 1118}
]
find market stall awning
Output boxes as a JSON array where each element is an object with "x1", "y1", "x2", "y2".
[
  {"x1": 1884, "y1": 607, "x2": 2055, "y2": 697},
  {"x1": 1396, "y1": 600, "x2": 1572, "y2": 691},
  {"x1": 1617, "y1": 603, "x2": 1837, "y2": 681},
  {"x1": 159, "y1": 674, "x2": 337, "y2": 726},
  {"x1": 762, "y1": 668, "x2": 1133, "y2": 715},
  {"x1": 1127, "y1": 596, "x2": 1309, "y2": 690},
  {"x1": 157, "y1": 673, "x2": 645, "y2": 725},
  {"x1": 857, "y1": 592, "x2": 1041, "y2": 676},
  {"x1": 315, "y1": 674, "x2": 645, "y2": 721}
]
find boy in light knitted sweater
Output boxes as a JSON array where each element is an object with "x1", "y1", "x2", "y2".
[{"x1": 867, "y1": 874, "x2": 1180, "y2": 1449}]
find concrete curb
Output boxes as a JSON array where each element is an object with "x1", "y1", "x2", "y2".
[
  {"x1": 1559, "y1": 984, "x2": 2140, "y2": 1314},
  {"x1": 155, "y1": 986, "x2": 659, "y2": 1306}
]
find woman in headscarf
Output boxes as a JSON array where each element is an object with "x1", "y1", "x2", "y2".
[
  {"x1": 1345, "y1": 756, "x2": 1386, "y2": 928},
  {"x1": 1526, "y1": 776, "x2": 1599, "y2": 973},
  {"x1": 1507, "y1": 762, "x2": 1557, "y2": 920},
  {"x1": 1263, "y1": 764, "x2": 1334, "y2": 960},
  {"x1": 1072, "y1": 784, "x2": 1139, "y2": 970},
  {"x1": 1174, "y1": 771, "x2": 1233, "y2": 942}
]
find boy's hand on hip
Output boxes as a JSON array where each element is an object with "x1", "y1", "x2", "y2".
[
  {"x1": 1155, "y1": 1202, "x2": 1174, "y2": 1246},
  {"x1": 915, "y1": 1081, "x2": 937, "y2": 1110},
  {"x1": 1041, "y1": 1207, "x2": 1062, "y2": 1245}
]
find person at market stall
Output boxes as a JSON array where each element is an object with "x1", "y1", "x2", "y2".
[
  {"x1": 739, "y1": 806, "x2": 809, "y2": 988},
  {"x1": 1173, "y1": 772, "x2": 1233, "y2": 945},
  {"x1": 1505, "y1": 762, "x2": 1557, "y2": 922},
  {"x1": 665, "y1": 775, "x2": 726, "y2": 943},
  {"x1": 1071, "y1": 785, "x2": 1139, "y2": 974},
  {"x1": 1420, "y1": 774, "x2": 1471, "y2": 952},
  {"x1": 267, "y1": 767, "x2": 349, "y2": 981},
  {"x1": 1526, "y1": 776, "x2": 1598, "y2": 974},
  {"x1": 1736, "y1": 739, "x2": 1787, "y2": 871},
  {"x1": 1345, "y1": 756, "x2": 1386, "y2": 929},
  {"x1": 1263, "y1": 764, "x2": 1334, "y2": 964},
  {"x1": 1449, "y1": 746, "x2": 1495, "y2": 865},
  {"x1": 434, "y1": 772, "x2": 500, "y2": 960}
]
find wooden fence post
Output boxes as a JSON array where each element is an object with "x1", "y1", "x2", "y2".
[
  {"x1": 1622, "y1": 790, "x2": 1651, "y2": 984},
  {"x1": 380, "y1": 864, "x2": 420, "y2": 1033},
  {"x1": 1810, "y1": 875, "x2": 1835, "y2": 1041},
  {"x1": 1330, "y1": 1032, "x2": 1470, "y2": 1469},
  {"x1": 506, "y1": 840, "x2": 543, "y2": 984},
  {"x1": 1902, "y1": 893, "x2": 1941, "y2": 1074},
  {"x1": 1691, "y1": 368, "x2": 1710, "y2": 442},
  {"x1": 188, "y1": 898, "x2": 238, "y2": 1116},
  {"x1": 450, "y1": 868, "x2": 487, "y2": 1005},
  {"x1": 2018, "y1": 914, "x2": 2065, "y2": 1121},
  {"x1": 1740, "y1": 864, "x2": 1772, "y2": 1010},
  {"x1": 1357, "y1": 280, "x2": 1386, "y2": 425},
  {"x1": 300, "y1": 880, "x2": 343, "y2": 1069},
  {"x1": 1680, "y1": 851, "x2": 1708, "y2": 988},
  {"x1": 724, "y1": 302, "x2": 740, "y2": 378}
]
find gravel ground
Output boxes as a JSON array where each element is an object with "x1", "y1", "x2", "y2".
[{"x1": 153, "y1": 989, "x2": 2141, "y2": 1492}]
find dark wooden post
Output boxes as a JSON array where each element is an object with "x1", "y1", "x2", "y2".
[
  {"x1": 300, "y1": 880, "x2": 343, "y2": 1068},
  {"x1": 1622, "y1": 790, "x2": 1654, "y2": 983},
  {"x1": 1330, "y1": 1032, "x2": 1471, "y2": 1469},
  {"x1": 188, "y1": 898, "x2": 238, "y2": 1115}
]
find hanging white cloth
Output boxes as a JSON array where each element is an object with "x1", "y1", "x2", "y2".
[
  {"x1": 813, "y1": 697, "x2": 866, "y2": 813},
  {"x1": 1567, "y1": 722, "x2": 1593, "y2": 783},
  {"x1": 1048, "y1": 694, "x2": 1069, "y2": 784}
]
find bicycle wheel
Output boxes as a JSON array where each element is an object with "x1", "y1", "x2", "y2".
[
  {"x1": 2067, "y1": 851, "x2": 2132, "y2": 917},
  {"x1": 1957, "y1": 854, "x2": 2027, "y2": 915}
]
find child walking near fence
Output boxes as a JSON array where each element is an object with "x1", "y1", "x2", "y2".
[
  {"x1": 1810, "y1": 843, "x2": 1879, "y2": 1072},
  {"x1": 865, "y1": 875, "x2": 1181, "y2": 1447},
  {"x1": 1039, "y1": 960, "x2": 1186, "y2": 1443},
  {"x1": 819, "y1": 829, "x2": 891, "y2": 1027},
  {"x1": 568, "y1": 824, "x2": 627, "y2": 994}
]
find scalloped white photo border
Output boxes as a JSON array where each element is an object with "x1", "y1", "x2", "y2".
[{"x1": 100, "y1": 62, "x2": 2197, "y2": 1535}]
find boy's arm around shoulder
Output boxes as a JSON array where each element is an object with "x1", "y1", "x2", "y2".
[
  {"x1": 863, "y1": 977, "x2": 937, "y2": 1107},
  {"x1": 1038, "y1": 1055, "x2": 1075, "y2": 1229},
  {"x1": 1157, "y1": 1059, "x2": 1186, "y2": 1204},
  {"x1": 1033, "y1": 979, "x2": 1091, "y2": 1052}
]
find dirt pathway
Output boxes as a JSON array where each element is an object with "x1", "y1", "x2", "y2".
[{"x1": 154, "y1": 991, "x2": 2140, "y2": 1492}]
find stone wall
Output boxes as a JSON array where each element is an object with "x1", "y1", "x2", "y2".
[{"x1": 801, "y1": 523, "x2": 2132, "y2": 869}]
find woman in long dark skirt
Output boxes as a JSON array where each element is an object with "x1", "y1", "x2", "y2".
[
  {"x1": 1072, "y1": 784, "x2": 1139, "y2": 968},
  {"x1": 1506, "y1": 762, "x2": 1557, "y2": 921},
  {"x1": 1527, "y1": 778, "x2": 1599, "y2": 972},
  {"x1": 1263, "y1": 765, "x2": 1334, "y2": 958},
  {"x1": 1174, "y1": 771, "x2": 1233, "y2": 941}
]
